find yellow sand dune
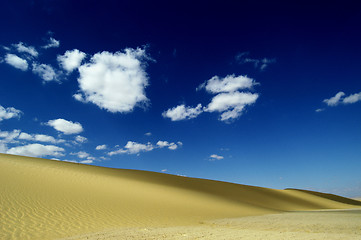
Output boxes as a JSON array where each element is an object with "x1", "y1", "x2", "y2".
[{"x1": 0, "y1": 153, "x2": 360, "y2": 239}]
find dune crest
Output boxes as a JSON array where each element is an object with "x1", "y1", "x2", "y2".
[{"x1": 0, "y1": 153, "x2": 360, "y2": 239}]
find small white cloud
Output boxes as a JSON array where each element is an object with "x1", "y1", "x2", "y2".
[
  {"x1": 162, "y1": 104, "x2": 203, "y2": 121},
  {"x1": 13, "y1": 42, "x2": 38, "y2": 57},
  {"x1": 161, "y1": 169, "x2": 167, "y2": 172},
  {"x1": 209, "y1": 154, "x2": 224, "y2": 161},
  {"x1": 5, "y1": 54, "x2": 28, "y2": 71},
  {"x1": 156, "y1": 140, "x2": 181, "y2": 150},
  {"x1": 42, "y1": 37, "x2": 60, "y2": 49},
  {"x1": 198, "y1": 74, "x2": 257, "y2": 94},
  {"x1": 57, "y1": 49, "x2": 86, "y2": 72},
  {"x1": 47, "y1": 118, "x2": 83, "y2": 135},
  {"x1": 323, "y1": 92, "x2": 345, "y2": 106},
  {"x1": 0, "y1": 129, "x2": 21, "y2": 143},
  {"x1": 315, "y1": 108, "x2": 324, "y2": 112},
  {"x1": 75, "y1": 48, "x2": 150, "y2": 113},
  {"x1": 108, "y1": 141, "x2": 154, "y2": 155},
  {"x1": 6, "y1": 143, "x2": 65, "y2": 158},
  {"x1": 156, "y1": 140, "x2": 170, "y2": 148},
  {"x1": 16, "y1": 131, "x2": 63, "y2": 144},
  {"x1": 145, "y1": 132, "x2": 152, "y2": 136},
  {"x1": 0, "y1": 105, "x2": 22, "y2": 121},
  {"x1": 206, "y1": 91, "x2": 258, "y2": 121},
  {"x1": 71, "y1": 151, "x2": 90, "y2": 159},
  {"x1": 95, "y1": 144, "x2": 107, "y2": 150},
  {"x1": 168, "y1": 143, "x2": 178, "y2": 150},
  {"x1": 32, "y1": 63, "x2": 57, "y2": 82},
  {"x1": 75, "y1": 135, "x2": 87, "y2": 143},
  {"x1": 343, "y1": 92, "x2": 361, "y2": 104},
  {"x1": 80, "y1": 159, "x2": 93, "y2": 164}
]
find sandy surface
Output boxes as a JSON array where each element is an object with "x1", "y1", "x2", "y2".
[
  {"x1": 61, "y1": 209, "x2": 361, "y2": 240},
  {"x1": 1, "y1": 153, "x2": 360, "y2": 240}
]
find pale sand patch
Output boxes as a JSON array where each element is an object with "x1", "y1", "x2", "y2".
[{"x1": 61, "y1": 209, "x2": 361, "y2": 240}]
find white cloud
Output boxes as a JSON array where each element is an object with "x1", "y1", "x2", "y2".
[
  {"x1": 206, "y1": 91, "x2": 258, "y2": 121},
  {"x1": 95, "y1": 144, "x2": 107, "y2": 150},
  {"x1": 80, "y1": 159, "x2": 93, "y2": 164},
  {"x1": 6, "y1": 143, "x2": 65, "y2": 158},
  {"x1": 162, "y1": 104, "x2": 203, "y2": 121},
  {"x1": 18, "y1": 132, "x2": 58, "y2": 143},
  {"x1": 323, "y1": 92, "x2": 345, "y2": 106},
  {"x1": 323, "y1": 91, "x2": 361, "y2": 107},
  {"x1": 161, "y1": 169, "x2": 167, "y2": 172},
  {"x1": 42, "y1": 37, "x2": 60, "y2": 49},
  {"x1": 57, "y1": 49, "x2": 86, "y2": 72},
  {"x1": 145, "y1": 132, "x2": 152, "y2": 136},
  {"x1": 13, "y1": 42, "x2": 38, "y2": 57},
  {"x1": 198, "y1": 74, "x2": 257, "y2": 93},
  {"x1": 0, "y1": 129, "x2": 21, "y2": 143},
  {"x1": 32, "y1": 63, "x2": 57, "y2": 82},
  {"x1": 71, "y1": 151, "x2": 90, "y2": 158},
  {"x1": 156, "y1": 140, "x2": 182, "y2": 150},
  {"x1": 209, "y1": 154, "x2": 224, "y2": 161},
  {"x1": 0, "y1": 105, "x2": 22, "y2": 121},
  {"x1": 343, "y1": 92, "x2": 361, "y2": 104},
  {"x1": 75, "y1": 48, "x2": 149, "y2": 113},
  {"x1": 315, "y1": 108, "x2": 324, "y2": 112},
  {"x1": 75, "y1": 135, "x2": 87, "y2": 143},
  {"x1": 5, "y1": 54, "x2": 28, "y2": 71},
  {"x1": 109, "y1": 141, "x2": 154, "y2": 155},
  {"x1": 47, "y1": 118, "x2": 83, "y2": 135}
]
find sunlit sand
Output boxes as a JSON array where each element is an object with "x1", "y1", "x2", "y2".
[{"x1": 1, "y1": 153, "x2": 360, "y2": 239}]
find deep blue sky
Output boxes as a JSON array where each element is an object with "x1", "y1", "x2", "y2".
[{"x1": 0, "y1": 0, "x2": 361, "y2": 197}]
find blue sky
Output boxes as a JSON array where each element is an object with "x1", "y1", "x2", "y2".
[{"x1": 0, "y1": 0, "x2": 361, "y2": 197}]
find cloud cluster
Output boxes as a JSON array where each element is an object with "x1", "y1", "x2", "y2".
[
  {"x1": 235, "y1": 52, "x2": 276, "y2": 70},
  {"x1": 108, "y1": 140, "x2": 182, "y2": 155},
  {"x1": 163, "y1": 74, "x2": 259, "y2": 122},
  {"x1": 0, "y1": 105, "x2": 22, "y2": 121},
  {"x1": 47, "y1": 118, "x2": 83, "y2": 135},
  {"x1": 323, "y1": 91, "x2": 361, "y2": 106},
  {"x1": 74, "y1": 48, "x2": 150, "y2": 113},
  {"x1": 7, "y1": 143, "x2": 65, "y2": 158},
  {"x1": 18, "y1": 132, "x2": 64, "y2": 144},
  {"x1": 13, "y1": 42, "x2": 39, "y2": 57}
]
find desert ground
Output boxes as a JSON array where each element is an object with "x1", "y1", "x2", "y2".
[{"x1": 1, "y1": 153, "x2": 360, "y2": 240}]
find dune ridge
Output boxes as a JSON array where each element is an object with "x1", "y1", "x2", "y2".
[{"x1": 0, "y1": 153, "x2": 360, "y2": 239}]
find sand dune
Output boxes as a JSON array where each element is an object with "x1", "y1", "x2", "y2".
[{"x1": 0, "y1": 153, "x2": 360, "y2": 239}]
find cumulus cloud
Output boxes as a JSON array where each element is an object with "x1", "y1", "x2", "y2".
[
  {"x1": 95, "y1": 144, "x2": 107, "y2": 150},
  {"x1": 323, "y1": 91, "x2": 361, "y2": 107},
  {"x1": 0, "y1": 129, "x2": 21, "y2": 144},
  {"x1": 343, "y1": 92, "x2": 361, "y2": 104},
  {"x1": 74, "y1": 48, "x2": 150, "y2": 113},
  {"x1": 162, "y1": 104, "x2": 203, "y2": 121},
  {"x1": 6, "y1": 143, "x2": 65, "y2": 158},
  {"x1": 71, "y1": 151, "x2": 90, "y2": 158},
  {"x1": 5, "y1": 54, "x2": 28, "y2": 71},
  {"x1": 209, "y1": 154, "x2": 224, "y2": 161},
  {"x1": 57, "y1": 49, "x2": 86, "y2": 72},
  {"x1": 18, "y1": 132, "x2": 60, "y2": 143},
  {"x1": 80, "y1": 159, "x2": 93, "y2": 164},
  {"x1": 206, "y1": 92, "x2": 259, "y2": 121},
  {"x1": 42, "y1": 37, "x2": 60, "y2": 49},
  {"x1": 235, "y1": 52, "x2": 276, "y2": 70},
  {"x1": 47, "y1": 119, "x2": 83, "y2": 135},
  {"x1": 13, "y1": 42, "x2": 38, "y2": 57},
  {"x1": 32, "y1": 63, "x2": 57, "y2": 82},
  {"x1": 75, "y1": 135, "x2": 87, "y2": 143},
  {"x1": 197, "y1": 75, "x2": 257, "y2": 93},
  {"x1": 156, "y1": 140, "x2": 182, "y2": 150},
  {"x1": 108, "y1": 141, "x2": 154, "y2": 155},
  {"x1": 0, "y1": 105, "x2": 22, "y2": 121}
]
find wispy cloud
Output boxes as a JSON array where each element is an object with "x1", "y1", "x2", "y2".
[
  {"x1": 209, "y1": 154, "x2": 224, "y2": 161},
  {"x1": 42, "y1": 37, "x2": 60, "y2": 49},
  {"x1": 323, "y1": 91, "x2": 361, "y2": 107},
  {"x1": 235, "y1": 52, "x2": 276, "y2": 70},
  {"x1": 4, "y1": 54, "x2": 28, "y2": 71},
  {"x1": 0, "y1": 105, "x2": 22, "y2": 121}
]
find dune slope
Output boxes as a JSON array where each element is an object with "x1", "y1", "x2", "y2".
[{"x1": 0, "y1": 153, "x2": 360, "y2": 239}]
